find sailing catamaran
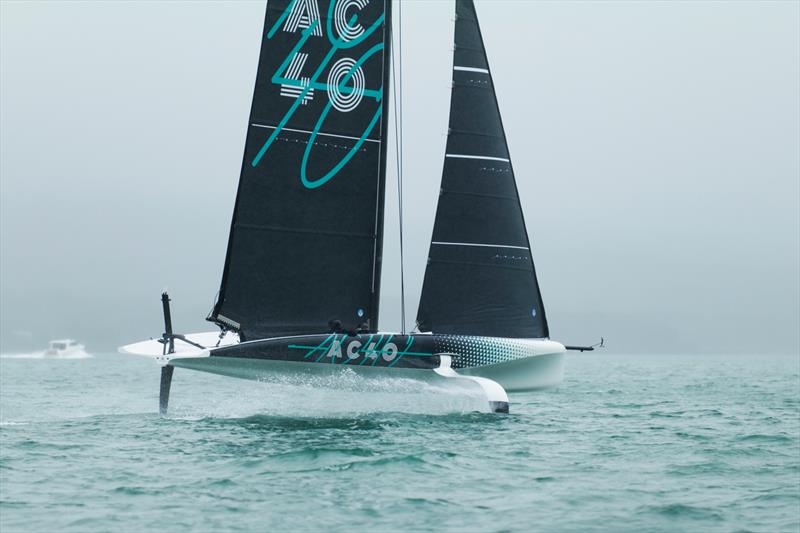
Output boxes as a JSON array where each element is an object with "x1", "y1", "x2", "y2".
[{"x1": 121, "y1": 0, "x2": 596, "y2": 414}]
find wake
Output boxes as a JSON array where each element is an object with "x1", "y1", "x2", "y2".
[{"x1": 0, "y1": 350, "x2": 93, "y2": 359}]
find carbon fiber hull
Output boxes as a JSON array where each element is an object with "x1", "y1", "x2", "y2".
[{"x1": 169, "y1": 333, "x2": 565, "y2": 392}]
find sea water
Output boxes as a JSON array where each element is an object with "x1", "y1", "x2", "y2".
[{"x1": 1, "y1": 352, "x2": 798, "y2": 532}]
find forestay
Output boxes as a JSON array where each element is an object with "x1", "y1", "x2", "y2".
[
  {"x1": 210, "y1": 0, "x2": 393, "y2": 341},
  {"x1": 416, "y1": 0, "x2": 549, "y2": 339}
]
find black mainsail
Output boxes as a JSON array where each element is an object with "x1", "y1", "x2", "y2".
[
  {"x1": 210, "y1": 0, "x2": 392, "y2": 340},
  {"x1": 416, "y1": 0, "x2": 549, "y2": 339}
]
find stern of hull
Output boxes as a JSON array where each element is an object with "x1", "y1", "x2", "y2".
[{"x1": 461, "y1": 351, "x2": 565, "y2": 392}]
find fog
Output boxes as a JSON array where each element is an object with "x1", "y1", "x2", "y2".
[{"x1": 1, "y1": 0, "x2": 798, "y2": 354}]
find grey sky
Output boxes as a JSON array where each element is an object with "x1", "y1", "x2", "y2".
[{"x1": 1, "y1": 0, "x2": 798, "y2": 354}]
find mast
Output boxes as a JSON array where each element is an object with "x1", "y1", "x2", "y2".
[
  {"x1": 209, "y1": 0, "x2": 393, "y2": 341},
  {"x1": 416, "y1": 0, "x2": 549, "y2": 339}
]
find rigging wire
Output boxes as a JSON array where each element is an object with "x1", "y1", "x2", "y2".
[{"x1": 391, "y1": 0, "x2": 406, "y2": 334}]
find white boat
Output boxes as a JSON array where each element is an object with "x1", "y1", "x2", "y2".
[
  {"x1": 121, "y1": 0, "x2": 599, "y2": 414},
  {"x1": 43, "y1": 339, "x2": 88, "y2": 358}
]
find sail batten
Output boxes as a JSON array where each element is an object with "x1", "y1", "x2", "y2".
[
  {"x1": 416, "y1": 0, "x2": 549, "y2": 339},
  {"x1": 445, "y1": 154, "x2": 510, "y2": 162},
  {"x1": 250, "y1": 122, "x2": 383, "y2": 143},
  {"x1": 433, "y1": 242, "x2": 530, "y2": 250},
  {"x1": 210, "y1": 0, "x2": 392, "y2": 341}
]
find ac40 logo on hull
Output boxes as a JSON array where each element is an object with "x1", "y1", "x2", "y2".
[
  {"x1": 326, "y1": 338, "x2": 399, "y2": 362},
  {"x1": 288, "y1": 334, "x2": 422, "y2": 366},
  {"x1": 253, "y1": 0, "x2": 385, "y2": 190}
]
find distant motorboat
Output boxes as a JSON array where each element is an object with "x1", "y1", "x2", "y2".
[{"x1": 43, "y1": 339, "x2": 88, "y2": 358}]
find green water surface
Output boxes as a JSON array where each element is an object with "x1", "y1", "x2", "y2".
[{"x1": 1, "y1": 352, "x2": 798, "y2": 532}]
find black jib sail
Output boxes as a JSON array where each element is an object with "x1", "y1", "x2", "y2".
[
  {"x1": 210, "y1": 0, "x2": 392, "y2": 341},
  {"x1": 416, "y1": 0, "x2": 549, "y2": 339}
]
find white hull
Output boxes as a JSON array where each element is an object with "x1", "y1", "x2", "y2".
[
  {"x1": 121, "y1": 332, "x2": 564, "y2": 413},
  {"x1": 121, "y1": 332, "x2": 565, "y2": 392},
  {"x1": 168, "y1": 347, "x2": 564, "y2": 393},
  {"x1": 169, "y1": 354, "x2": 513, "y2": 410}
]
